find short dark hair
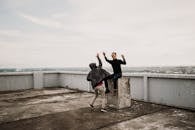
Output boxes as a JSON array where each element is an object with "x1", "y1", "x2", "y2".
[{"x1": 112, "y1": 52, "x2": 116, "y2": 55}]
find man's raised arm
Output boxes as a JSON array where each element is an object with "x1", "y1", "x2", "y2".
[
  {"x1": 97, "y1": 53, "x2": 102, "y2": 67},
  {"x1": 121, "y1": 54, "x2": 126, "y2": 65},
  {"x1": 103, "y1": 52, "x2": 111, "y2": 64}
]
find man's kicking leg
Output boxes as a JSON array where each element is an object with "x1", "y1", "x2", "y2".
[{"x1": 104, "y1": 74, "x2": 115, "y2": 93}]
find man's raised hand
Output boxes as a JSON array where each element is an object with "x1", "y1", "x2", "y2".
[
  {"x1": 121, "y1": 54, "x2": 125, "y2": 59},
  {"x1": 96, "y1": 53, "x2": 99, "y2": 58},
  {"x1": 103, "y1": 52, "x2": 106, "y2": 57}
]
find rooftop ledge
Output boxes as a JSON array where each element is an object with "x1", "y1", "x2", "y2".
[
  {"x1": 0, "y1": 71, "x2": 195, "y2": 111},
  {"x1": 1, "y1": 71, "x2": 195, "y2": 79}
]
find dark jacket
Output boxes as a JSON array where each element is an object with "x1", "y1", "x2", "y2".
[
  {"x1": 87, "y1": 57, "x2": 110, "y2": 89},
  {"x1": 104, "y1": 56, "x2": 126, "y2": 74}
]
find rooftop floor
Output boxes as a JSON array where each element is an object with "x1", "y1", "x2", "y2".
[{"x1": 0, "y1": 87, "x2": 194, "y2": 130}]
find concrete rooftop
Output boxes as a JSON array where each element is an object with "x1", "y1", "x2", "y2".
[{"x1": 0, "y1": 87, "x2": 194, "y2": 130}]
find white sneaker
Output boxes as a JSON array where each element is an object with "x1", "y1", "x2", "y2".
[{"x1": 101, "y1": 109, "x2": 107, "y2": 113}]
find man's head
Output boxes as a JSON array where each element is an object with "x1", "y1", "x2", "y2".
[
  {"x1": 89, "y1": 63, "x2": 97, "y2": 70},
  {"x1": 111, "y1": 52, "x2": 117, "y2": 59}
]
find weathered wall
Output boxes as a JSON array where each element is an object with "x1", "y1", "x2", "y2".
[
  {"x1": 0, "y1": 73, "x2": 33, "y2": 91},
  {"x1": 129, "y1": 77, "x2": 144, "y2": 100},
  {"x1": 148, "y1": 77, "x2": 195, "y2": 110},
  {"x1": 43, "y1": 73, "x2": 60, "y2": 87},
  {"x1": 60, "y1": 72, "x2": 91, "y2": 92},
  {"x1": 0, "y1": 71, "x2": 195, "y2": 110}
]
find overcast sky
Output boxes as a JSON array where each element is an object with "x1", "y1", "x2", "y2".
[{"x1": 0, "y1": 0, "x2": 195, "y2": 68}]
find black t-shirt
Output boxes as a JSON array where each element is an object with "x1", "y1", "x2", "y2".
[{"x1": 105, "y1": 57, "x2": 126, "y2": 74}]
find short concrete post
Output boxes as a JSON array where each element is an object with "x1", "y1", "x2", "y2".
[
  {"x1": 33, "y1": 72, "x2": 43, "y2": 89},
  {"x1": 107, "y1": 77, "x2": 131, "y2": 109},
  {"x1": 143, "y1": 76, "x2": 148, "y2": 101}
]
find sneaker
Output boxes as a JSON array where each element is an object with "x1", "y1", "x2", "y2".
[
  {"x1": 89, "y1": 104, "x2": 94, "y2": 108},
  {"x1": 101, "y1": 109, "x2": 107, "y2": 113},
  {"x1": 105, "y1": 89, "x2": 110, "y2": 94}
]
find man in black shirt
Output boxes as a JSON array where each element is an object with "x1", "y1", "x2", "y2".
[{"x1": 103, "y1": 52, "x2": 126, "y2": 93}]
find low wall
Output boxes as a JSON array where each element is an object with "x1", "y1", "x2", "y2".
[
  {"x1": 148, "y1": 77, "x2": 195, "y2": 110},
  {"x1": 60, "y1": 72, "x2": 92, "y2": 92},
  {"x1": 0, "y1": 72, "x2": 33, "y2": 91},
  {"x1": 126, "y1": 73, "x2": 195, "y2": 110},
  {"x1": 0, "y1": 71, "x2": 194, "y2": 110},
  {"x1": 43, "y1": 72, "x2": 60, "y2": 87}
]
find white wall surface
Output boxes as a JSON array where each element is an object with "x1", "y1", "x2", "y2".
[
  {"x1": 33, "y1": 72, "x2": 43, "y2": 89},
  {"x1": 43, "y1": 73, "x2": 60, "y2": 87},
  {"x1": 130, "y1": 77, "x2": 144, "y2": 100},
  {"x1": 60, "y1": 73, "x2": 91, "y2": 92},
  {"x1": 148, "y1": 78, "x2": 195, "y2": 110},
  {"x1": 0, "y1": 72, "x2": 194, "y2": 110},
  {"x1": 0, "y1": 73, "x2": 33, "y2": 91}
]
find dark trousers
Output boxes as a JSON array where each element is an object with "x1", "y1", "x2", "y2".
[{"x1": 104, "y1": 73, "x2": 122, "y2": 89}]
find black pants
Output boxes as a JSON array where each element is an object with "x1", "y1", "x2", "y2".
[{"x1": 104, "y1": 73, "x2": 122, "y2": 89}]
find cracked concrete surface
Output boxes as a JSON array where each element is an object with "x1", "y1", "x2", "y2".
[
  {"x1": 0, "y1": 87, "x2": 194, "y2": 130},
  {"x1": 0, "y1": 88, "x2": 99, "y2": 123}
]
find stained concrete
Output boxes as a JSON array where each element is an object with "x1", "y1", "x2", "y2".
[
  {"x1": 0, "y1": 87, "x2": 99, "y2": 123},
  {"x1": 0, "y1": 87, "x2": 194, "y2": 130},
  {"x1": 101, "y1": 109, "x2": 195, "y2": 130},
  {"x1": 107, "y1": 77, "x2": 131, "y2": 109}
]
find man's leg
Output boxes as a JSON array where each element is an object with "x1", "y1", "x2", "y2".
[
  {"x1": 104, "y1": 80, "x2": 110, "y2": 93},
  {"x1": 113, "y1": 78, "x2": 118, "y2": 89},
  {"x1": 113, "y1": 73, "x2": 122, "y2": 89},
  {"x1": 99, "y1": 85, "x2": 107, "y2": 112},
  {"x1": 90, "y1": 88, "x2": 98, "y2": 107},
  {"x1": 104, "y1": 74, "x2": 114, "y2": 93}
]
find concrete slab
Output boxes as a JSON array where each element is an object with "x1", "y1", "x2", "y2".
[
  {"x1": 101, "y1": 109, "x2": 195, "y2": 130},
  {"x1": 0, "y1": 87, "x2": 101, "y2": 123},
  {"x1": 0, "y1": 87, "x2": 194, "y2": 130},
  {"x1": 107, "y1": 77, "x2": 131, "y2": 109}
]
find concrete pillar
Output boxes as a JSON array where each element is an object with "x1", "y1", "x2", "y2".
[
  {"x1": 143, "y1": 76, "x2": 148, "y2": 101},
  {"x1": 107, "y1": 77, "x2": 131, "y2": 109},
  {"x1": 33, "y1": 72, "x2": 43, "y2": 89}
]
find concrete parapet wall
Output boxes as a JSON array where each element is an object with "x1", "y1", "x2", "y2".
[
  {"x1": 60, "y1": 72, "x2": 91, "y2": 92},
  {"x1": 129, "y1": 77, "x2": 144, "y2": 100},
  {"x1": 0, "y1": 72, "x2": 33, "y2": 91},
  {"x1": 43, "y1": 73, "x2": 60, "y2": 87},
  {"x1": 148, "y1": 77, "x2": 195, "y2": 110},
  {"x1": 0, "y1": 71, "x2": 194, "y2": 110},
  {"x1": 125, "y1": 73, "x2": 195, "y2": 110},
  {"x1": 33, "y1": 72, "x2": 43, "y2": 89}
]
